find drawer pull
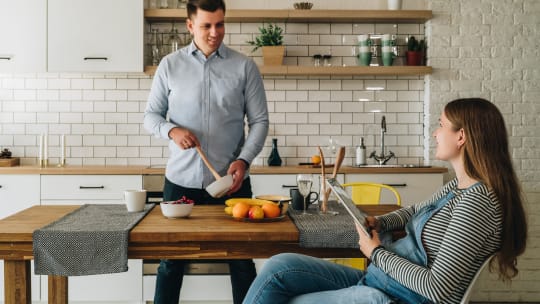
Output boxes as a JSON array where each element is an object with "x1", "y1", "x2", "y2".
[
  {"x1": 79, "y1": 185, "x2": 105, "y2": 189},
  {"x1": 281, "y1": 184, "x2": 297, "y2": 188},
  {"x1": 385, "y1": 183, "x2": 407, "y2": 188},
  {"x1": 84, "y1": 57, "x2": 108, "y2": 61},
  {"x1": 0, "y1": 56, "x2": 13, "y2": 60},
  {"x1": 0, "y1": 185, "x2": 3, "y2": 188}
]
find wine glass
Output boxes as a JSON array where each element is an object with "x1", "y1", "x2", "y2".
[{"x1": 297, "y1": 174, "x2": 313, "y2": 215}]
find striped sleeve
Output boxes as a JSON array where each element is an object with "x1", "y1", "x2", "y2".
[{"x1": 371, "y1": 185, "x2": 502, "y2": 303}]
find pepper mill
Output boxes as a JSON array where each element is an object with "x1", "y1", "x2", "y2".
[{"x1": 267, "y1": 138, "x2": 282, "y2": 166}]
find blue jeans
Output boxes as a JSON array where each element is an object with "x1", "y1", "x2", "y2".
[
  {"x1": 242, "y1": 253, "x2": 393, "y2": 304},
  {"x1": 154, "y1": 177, "x2": 257, "y2": 304},
  {"x1": 244, "y1": 187, "x2": 462, "y2": 304}
]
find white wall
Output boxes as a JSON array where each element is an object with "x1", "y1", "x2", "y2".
[{"x1": 426, "y1": 0, "x2": 540, "y2": 302}]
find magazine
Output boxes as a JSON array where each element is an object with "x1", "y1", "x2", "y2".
[{"x1": 325, "y1": 178, "x2": 372, "y2": 238}]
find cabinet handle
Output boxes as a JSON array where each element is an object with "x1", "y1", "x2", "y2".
[
  {"x1": 79, "y1": 185, "x2": 105, "y2": 189},
  {"x1": 0, "y1": 185, "x2": 3, "y2": 189},
  {"x1": 0, "y1": 56, "x2": 13, "y2": 60},
  {"x1": 385, "y1": 183, "x2": 407, "y2": 188},
  {"x1": 83, "y1": 57, "x2": 108, "y2": 61},
  {"x1": 281, "y1": 184, "x2": 297, "y2": 188}
]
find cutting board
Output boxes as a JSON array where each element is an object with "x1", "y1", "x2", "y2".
[{"x1": 0, "y1": 157, "x2": 20, "y2": 167}]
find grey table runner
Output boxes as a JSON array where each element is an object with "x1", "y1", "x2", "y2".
[
  {"x1": 33, "y1": 204, "x2": 154, "y2": 276},
  {"x1": 288, "y1": 201, "x2": 359, "y2": 248}
]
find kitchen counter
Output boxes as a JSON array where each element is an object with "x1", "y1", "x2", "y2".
[{"x1": 0, "y1": 164, "x2": 448, "y2": 175}]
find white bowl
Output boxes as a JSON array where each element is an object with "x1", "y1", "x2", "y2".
[
  {"x1": 205, "y1": 175, "x2": 233, "y2": 198},
  {"x1": 160, "y1": 201, "x2": 194, "y2": 218}
]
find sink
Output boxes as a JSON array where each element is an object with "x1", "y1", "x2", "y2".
[{"x1": 354, "y1": 164, "x2": 432, "y2": 168}]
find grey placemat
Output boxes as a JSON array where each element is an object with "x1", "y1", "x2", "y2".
[
  {"x1": 288, "y1": 202, "x2": 359, "y2": 248},
  {"x1": 33, "y1": 204, "x2": 154, "y2": 276}
]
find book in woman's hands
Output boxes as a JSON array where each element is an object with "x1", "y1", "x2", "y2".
[{"x1": 325, "y1": 178, "x2": 372, "y2": 238}]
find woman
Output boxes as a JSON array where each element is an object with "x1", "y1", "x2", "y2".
[{"x1": 243, "y1": 98, "x2": 527, "y2": 304}]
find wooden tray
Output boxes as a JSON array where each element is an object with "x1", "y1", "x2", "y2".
[{"x1": 0, "y1": 157, "x2": 20, "y2": 167}]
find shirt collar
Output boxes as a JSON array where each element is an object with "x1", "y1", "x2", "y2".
[{"x1": 188, "y1": 41, "x2": 228, "y2": 59}]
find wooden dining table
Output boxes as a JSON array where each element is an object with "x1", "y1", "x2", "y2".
[{"x1": 0, "y1": 203, "x2": 400, "y2": 304}]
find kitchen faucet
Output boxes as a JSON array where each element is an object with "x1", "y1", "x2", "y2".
[{"x1": 369, "y1": 115, "x2": 395, "y2": 165}]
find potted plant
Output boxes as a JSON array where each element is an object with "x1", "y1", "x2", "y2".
[
  {"x1": 406, "y1": 36, "x2": 426, "y2": 66},
  {"x1": 247, "y1": 23, "x2": 285, "y2": 66}
]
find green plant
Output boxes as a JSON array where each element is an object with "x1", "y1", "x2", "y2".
[
  {"x1": 247, "y1": 23, "x2": 284, "y2": 52},
  {"x1": 407, "y1": 36, "x2": 426, "y2": 52}
]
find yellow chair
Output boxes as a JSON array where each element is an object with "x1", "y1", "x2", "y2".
[{"x1": 331, "y1": 182, "x2": 401, "y2": 270}]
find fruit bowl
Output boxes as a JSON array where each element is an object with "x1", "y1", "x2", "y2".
[{"x1": 161, "y1": 197, "x2": 194, "y2": 218}]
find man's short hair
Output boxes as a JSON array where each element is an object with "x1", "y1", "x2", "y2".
[{"x1": 187, "y1": 0, "x2": 226, "y2": 20}]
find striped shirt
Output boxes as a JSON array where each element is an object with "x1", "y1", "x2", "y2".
[{"x1": 371, "y1": 179, "x2": 502, "y2": 303}]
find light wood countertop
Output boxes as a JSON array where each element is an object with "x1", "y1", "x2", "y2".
[{"x1": 0, "y1": 165, "x2": 447, "y2": 175}]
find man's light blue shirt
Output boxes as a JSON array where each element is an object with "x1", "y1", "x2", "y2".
[{"x1": 144, "y1": 42, "x2": 269, "y2": 188}]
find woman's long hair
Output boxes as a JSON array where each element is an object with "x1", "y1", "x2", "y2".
[{"x1": 444, "y1": 98, "x2": 527, "y2": 281}]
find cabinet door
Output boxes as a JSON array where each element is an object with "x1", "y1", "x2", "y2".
[
  {"x1": 344, "y1": 173, "x2": 443, "y2": 207},
  {"x1": 40, "y1": 174, "x2": 143, "y2": 303},
  {"x1": 0, "y1": 0, "x2": 46, "y2": 73},
  {"x1": 0, "y1": 175, "x2": 41, "y2": 302},
  {"x1": 250, "y1": 173, "x2": 345, "y2": 199},
  {"x1": 48, "y1": 0, "x2": 143, "y2": 72}
]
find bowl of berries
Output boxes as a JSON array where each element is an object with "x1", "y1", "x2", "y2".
[{"x1": 160, "y1": 196, "x2": 194, "y2": 218}]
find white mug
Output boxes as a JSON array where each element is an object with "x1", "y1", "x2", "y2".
[
  {"x1": 124, "y1": 190, "x2": 147, "y2": 212},
  {"x1": 387, "y1": 0, "x2": 402, "y2": 10}
]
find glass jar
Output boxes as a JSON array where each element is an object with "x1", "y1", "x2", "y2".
[
  {"x1": 313, "y1": 54, "x2": 322, "y2": 67},
  {"x1": 168, "y1": 28, "x2": 181, "y2": 54},
  {"x1": 149, "y1": 29, "x2": 161, "y2": 66},
  {"x1": 160, "y1": 0, "x2": 168, "y2": 8}
]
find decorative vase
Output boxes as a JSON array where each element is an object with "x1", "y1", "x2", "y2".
[
  {"x1": 262, "y1": 45, "x2": 285, "y2": 66},
  {"x1": 267, "y1": 138, "x2": 282, "y2": 166}
]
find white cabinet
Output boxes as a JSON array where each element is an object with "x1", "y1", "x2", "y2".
[
  {"x1": 250, "y1": 173, "x2": 345, "y2": 198},
  {"x1": 40, "y1": 174, "x2": 143, "y2": 303},
  {"x1": 0, "y1": 175, "x2": 41, "y2": 302},
  {"x1": 47, "y1": 0, "x2": 143, "y2": 72},
  {"x1": 344, "y1": 173, "x2": 444, "y2": 207},
  {"x1": 0, "y1": 0, "x2": 46, "y2": 73}
]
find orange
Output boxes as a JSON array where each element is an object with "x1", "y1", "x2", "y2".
[
  {"x1": 232, "y1": 202, "x2": 250, "y2": 218},
  {"x1": 311, "y1": 155, "x2": 321, "y2": 165},
  {"x1": 262, "y1": 202, "x2": 281, "y2": 218},
  {"x1": 248, "y1": 206, "x2": 265, "y2": 219}
]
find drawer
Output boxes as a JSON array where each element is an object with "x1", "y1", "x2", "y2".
[
  {"x1": 40, "y1": 175, "x2": 142, "y2": 200},
  {"x1": 344, "y1": 173, "x2": 443, "y2": 207}
]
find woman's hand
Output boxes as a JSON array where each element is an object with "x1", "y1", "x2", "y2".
[
  {"x1": 168, "y1": 127, "x2": 200, "y2": 150},
  {"x1": 366, "y1": 216, "x2": 381, "y2": 232},
  {"x1": 227, "y1": 160, "x2": 247, "y2": 194},
  {"x1": 355, "y1": 223, "x2": 382, "y2": 259}
]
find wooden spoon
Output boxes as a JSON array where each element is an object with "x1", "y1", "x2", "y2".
[
  {"x1": 195, "y1": 146, "x2": 222, "y2": 181},
  {"x1": 322, "y1": 146, "x2": 346, "y2": 212}
]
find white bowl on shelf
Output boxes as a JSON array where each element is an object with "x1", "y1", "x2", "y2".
[{"x1": 160, "y1": 201, "x2": 193, "y2": 218}]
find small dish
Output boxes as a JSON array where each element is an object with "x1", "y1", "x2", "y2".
[
  {"x1": 160, "y1": 201, "x2": 193, "y2": 218},
  {"x1": 293, "y1": 2, "x2": 313, "y2": 9}
]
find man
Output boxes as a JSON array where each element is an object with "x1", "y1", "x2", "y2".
[{"x1": 143, "y1": 0, "x2": 269, "y2": 302}]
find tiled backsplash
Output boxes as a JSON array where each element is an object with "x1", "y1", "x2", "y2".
[{"x1": 1, "y1": 20, "x2": 426, "y2": 167}]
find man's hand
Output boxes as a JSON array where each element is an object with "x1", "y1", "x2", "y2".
[
  {"x1": 168, "y1": 127, "x2": 200, "y2": 150},
  {"x1": 355, "y1": 223, "x2": 382, "y2": 259},
  {"x1": 226, "y1": 160, "x2": 248, "y2": 195}
]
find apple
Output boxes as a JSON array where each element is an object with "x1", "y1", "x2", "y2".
[{"x1": 248, "y1": 206, "x2": 264, "y2": 220}]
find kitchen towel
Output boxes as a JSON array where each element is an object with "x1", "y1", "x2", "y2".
[
  {"x1": 33, "y1": 203, "x2": 154, "y2": 276},
  {"x1": 288, "y1": 201, "x2": 359, "y2": 248}
]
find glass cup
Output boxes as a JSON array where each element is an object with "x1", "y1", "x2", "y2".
[{"x1": 297, "y1": 174, "x2": 314, "y2": 215}]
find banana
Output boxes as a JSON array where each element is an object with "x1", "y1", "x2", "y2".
[
  {"x1": 225, "y1": 198, "x2": 278, "y2": 207},
  {"x1": 224, "y1": 206, "x2": 233, "y2": 215}
]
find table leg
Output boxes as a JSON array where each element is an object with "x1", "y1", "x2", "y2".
[
  {"x1": 48, "y1": 275, "x2": 68, "y2": 304},
  {"x1": 4, "y1": 260, "x2": 31, "y2": 304}
]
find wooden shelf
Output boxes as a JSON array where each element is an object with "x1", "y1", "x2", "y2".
[
  {"x1": 144, "y1": 9, "x2": 432, "y2": 23},
  {"x1": 144, "y1": 65, "x2": 432, "y2": 76}
]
